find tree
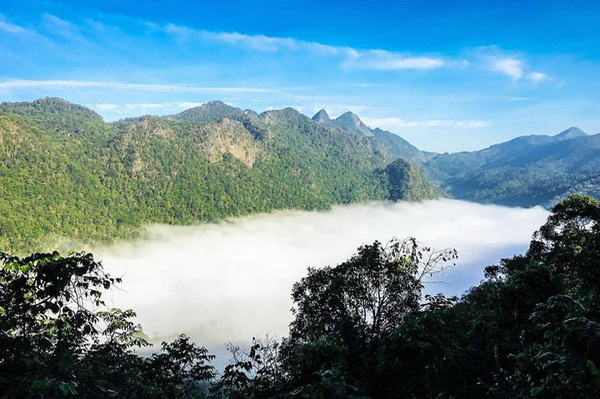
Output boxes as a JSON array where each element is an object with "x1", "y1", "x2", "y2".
[
  {"x1": 455, "y1": 195, "x2": 600, "y2": 398},
  {"x1": 0, "y1": 251, "x2": 119, "y2": 397},
  {"x1": 528, "y1": 194, "x2": 600, "y2": 295},
  {"x1": 0, "y1": 251, "x2": 215, "y2": 398},
  {"x1": 210, "y1": 336, "x2": 284, "y2": 398},
  {"x1": 280, "y1": 238, "x2": 457, "y2": 396}
]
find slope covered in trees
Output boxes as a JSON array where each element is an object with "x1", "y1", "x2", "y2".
[
  {"x1": 312, "y1": 111, "x2": 600, "y2": 207},
  {"x1": 425, "y1": 127, "x2": 600, "y2": 207},
  {"x1": 2, "y1": 194, "x2": 598, "y2": 398},
  {"x1": 0, "y1": 98, "x2": 439, "y2": 253}
]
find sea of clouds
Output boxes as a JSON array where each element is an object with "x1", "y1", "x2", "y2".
[{"x1": 92, "y1": 199, "x2": 548, "y2": 360}]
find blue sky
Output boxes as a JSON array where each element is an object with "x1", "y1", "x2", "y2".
[{"x1": 1, "y1": 0, "x2": 599, "y2": 152}]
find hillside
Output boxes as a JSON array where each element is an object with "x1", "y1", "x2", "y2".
[
  {"x1": 0, "y1": 98, "x2": 438, "y2": 253},
  {"x1": 425, "y1": 127, "x2": 600, "y2": 206}
]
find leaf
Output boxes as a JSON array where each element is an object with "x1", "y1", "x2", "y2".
[
  {"x1": 530, "y1": 386, "x2": 543, "y2": 396},
  {"x1": 59, "y1": 382, "x2": 78, "y2": 395},
  {"x1": 587, "y1": 360, "x2": 600, "y2": 376},
  {"x1": 31, "y1": 380, "x2": 45, "y2": 390}
]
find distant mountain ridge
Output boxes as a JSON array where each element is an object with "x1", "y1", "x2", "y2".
[
  {"x1": 146, "y1": 103, "x2": 600, "y2": 208},
  {"x1": 0, "y1": 98, "x2": 439, "y2": 253},
  {"x1": 425, "y1": 127, "x2": 600, "y2": 206},
  {"x1": 308, "y1": 105, "x2": 600, "y2": 207},
  {"x1": 1, "y1": 97, "x2": 598, "y2": 252},
  {"x1": 165, "y1": 100, "x2": 246, "y2": 123}
]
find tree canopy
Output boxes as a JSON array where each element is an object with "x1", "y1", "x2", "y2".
[
  {"x1": 0, "y1": 251, "x2": 215, "y2": 398},
  {"x1": 2, "y1": 194, "x2": 600, "y2": 398}
]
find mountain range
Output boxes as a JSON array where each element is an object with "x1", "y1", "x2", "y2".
[
  {"x1": 424, "y1": 127, "x2": 600, "y2": 206},
  {"x1": 0, "y1": 98, "x2": 437, "y2": 253},
  {"x1": 310, "y1": 107, "x2": 599, "y2": 207},
  {"x1": 0, "y1": 97, "x2": 598, "y2": 252}
]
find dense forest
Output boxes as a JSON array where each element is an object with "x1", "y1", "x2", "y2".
[
  {"x1": 425, "y1": 127, "x2": 600, "y2": 207},
  {"x1": 0, "y1": 98, "x2": 439, "y2": 254},
  {"x1": 2, "y1": 98, "x2": 598, "y2": 254},
  {"x1": 2, "y1": 194, "x2": 599, "y2": 398}
]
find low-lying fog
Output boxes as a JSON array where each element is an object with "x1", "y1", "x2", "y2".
[{"x1": 94, "y1": 199, "x2": 548, "y2": 359}]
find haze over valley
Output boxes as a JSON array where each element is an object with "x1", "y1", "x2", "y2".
[{"x1": 94, "y1": 200, "x2": 548, "y2": 346}]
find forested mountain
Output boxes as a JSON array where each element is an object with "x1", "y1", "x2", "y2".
[
  {"x1": 0, "y1": 98, "x2": 439, "y2": 253},
  {"x1": 2, "y1": 97, "x2": 598, "y2": 252},
  {"x1": 425, "y1": 127, "x2": 600, "y2": 207},
  {"x1": 311, "y1": 109, "x2": 600, "y2": 207}
]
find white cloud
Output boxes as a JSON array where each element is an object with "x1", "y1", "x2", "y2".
[
  {"x1": 490, "y1": 57, "x2": 524, "y2": 79},
  {"x1": 164, "y1": 23, "x2": 449, "y2": 71},
  {"x1": 363, "y1": 116, "x2": 490, "y2": 131},
  {"x1": 346, "y1": 50, "x2": 445, "y2": 70},
  {"x1": 0, "y1": 80, "x2": 273, "y2": 94},
  {"x1": 88, "y1": 101, "x2": 205, "y2": 114},
  {"x1": 0, "y1": 16, "x2": 27, "y2": 34},
  {"x1": 528, "y1": 72, "x2": 547, "y2": 82},
  {"x1": 91, "y1": 103, "x2": 119, "y2": 111},
  {"x1": 84, "y1": 200, "x2": 547, "y2": 349},
  {"x1": 43, "y1": 13, "x2": 73, "y2": 28},
  {"x1": 42, "y1": 13, "x2": 84, "y2": 41},
  {"x1": 489, "y1": 58, "x2": 549, "y2": 82},
  {"x1": 476, "y1": 47, "x2": 549, "y2": 82},
  {"x1": 165, "y1": 24, "x2": 342, "y2": 55}
]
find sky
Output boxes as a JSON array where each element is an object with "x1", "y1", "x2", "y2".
[{"x1": 0, "y1": 0, "x2": 599, "y2": 152}]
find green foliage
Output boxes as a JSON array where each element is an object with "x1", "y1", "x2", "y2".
[
  {"x1": 0, "y1": 98, "x2": 435, "y2": 254},
  {"x1": 384, "y1": 158, "x2": 441, "y2": 201},
  {"x1": 278, "y1": 238, "x2": 457, "y2": 397},
  {"x1": 454, "y1": 194, "x2": 600, "y2": 397},
  {"x1": 210, "y1": 336, "x2": 284, "y2": 398},
  {"x1": 528, "y1": 194, "x2": 600, "y2": 295},
  {"x1": 3, "y1": 193, "x2": 600, "y2": 397},
  {"x1": 212, "y1": 194, "x2": 600, "y2": 398},
  {"x1": 425, "y1": 130, "x2": 600, "y2": 207},
  {"x1": 0, "y1": 251, "x2": 215, "y2": 398}
]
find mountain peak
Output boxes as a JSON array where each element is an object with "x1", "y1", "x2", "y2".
[
  {"x1": 554, "y1": 127, "x2": 587, "y2": 141},
  {"x1": 0, "y1": 97, "x2": 102, "y2": 120},
  {"x1": 333, "y1": 111, "x2": 374, "y2": 137},
  {"x1": 312, "y1": 109, "x2": 331, "y2": 124},
  {"x1": 337, "y1": 111, "x2": 361, "y2": 122},
  {"x1": 193, "y1": 100, "x2": 239, "y2": 114},
  {"x1": 167, "y1": 101, "x2": 242, "y2": 123}
]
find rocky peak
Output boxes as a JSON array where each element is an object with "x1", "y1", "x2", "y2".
[
  {"x1": 333, "y1": 111, "x2": 374, "y2": 137},
  {"x1": 312, "y1": 109, "x2": 332, "y2": 124}
]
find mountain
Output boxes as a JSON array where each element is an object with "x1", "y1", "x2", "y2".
[
  {"x1": 0, "y1": 98, "x2": 438, "y2": 253},
  {"x1": 332, "y1": 111, "x2": 375, "y2": 137},
  {"x1": 3, "y1": 98, "x2": 595, "y2": 252},
  {"x1": 311, "y1": 109, "x2": 427, "y2": 162},
  {"x1": 164, "y1": 100, "x2": 244, "y2": 123},
  {"x1": 424, "y1": 128, "x2": 599, "y2": 206},
  {"x1": 312, "y1": 109, "x2": 374, "y2": 137},
  {"x1": 371, "y1": 128, "x2": 432, "y2": 163},
  {"x1": 554, "y1": 126, "x2": 587, "y2": 141},
  {"x1": 312, "y1": 109, "x2": 332, "y2": 124}
]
